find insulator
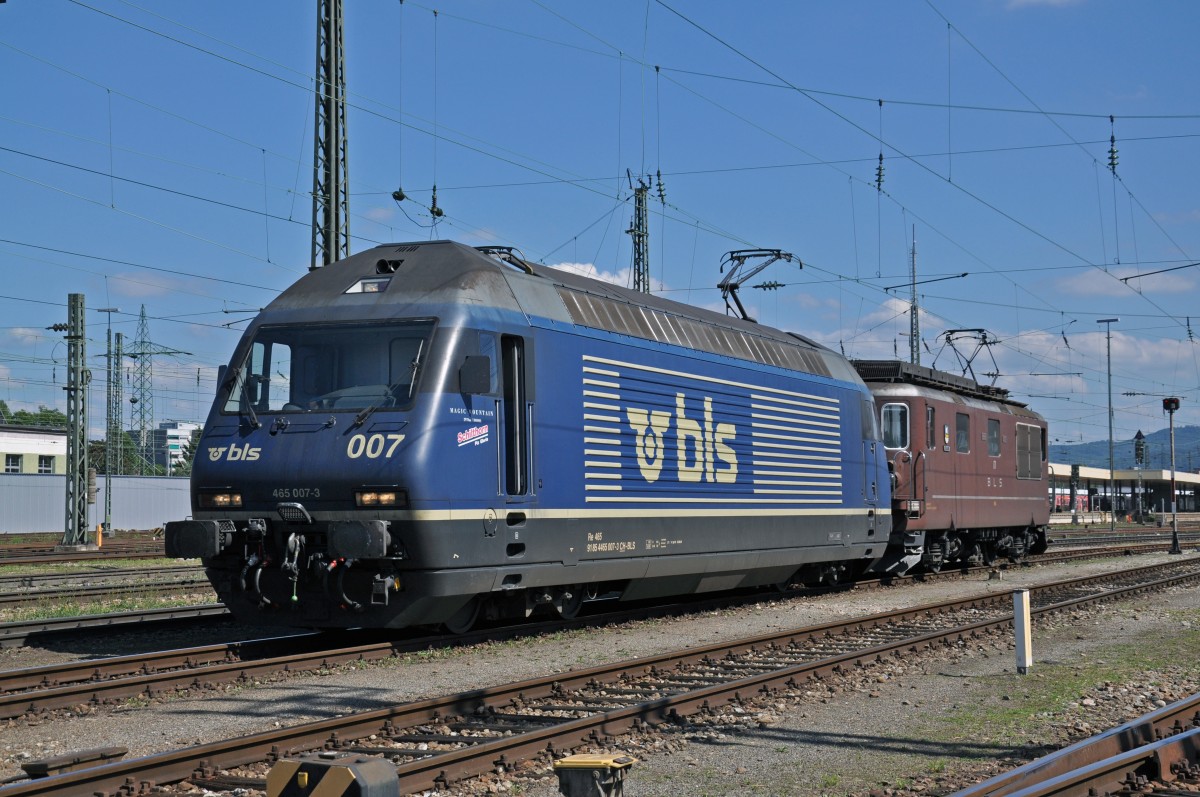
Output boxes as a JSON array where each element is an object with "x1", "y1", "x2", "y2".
[
  {"x1": 875, "y1": 153, "x2": 885, "y2": 191},
  {"x1": 430, "y1": 184, "x2": 444, "y2": 218}
]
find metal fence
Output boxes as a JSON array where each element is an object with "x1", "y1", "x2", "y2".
[{"x1": 0, "y1": 474, "x2": 190, "y2": 534}]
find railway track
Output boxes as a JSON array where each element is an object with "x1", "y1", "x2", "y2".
[
  {"x1": 949, "y1": 691, "x2": 1200, "y2": 797},
  {"x1": 0, "y1": 540, "x2": 164, "y2": 564},
  {"x1": 0, "y1": 604, "x2": 231, "y2": 649},
  {"x1": 1, "y1": 558, "x2": 1198, "y2": 796},
  {"x1": 0, "y1": 565, "x2": 203, "y2": 591},
  {"x1": 0, "y1": 575, "x2": 212, "y2": 608},
  {"x1": 0, "y1": 543, "x2": 1178, "y2": 650},
  {"x1": 0, "y1": 547, "x2": 1165, "y2": 715}
]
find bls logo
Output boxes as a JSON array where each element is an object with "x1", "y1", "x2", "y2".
[
  {"x1": 626, "y1": 392, "x2": 737, "y2": 484},
  {"x1": 207, "y1": 443, "x2": 262, "y2": 462}
]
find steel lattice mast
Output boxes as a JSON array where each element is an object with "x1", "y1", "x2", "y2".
[
  {"x1": 310, "y1": 0, "x2": 349, "y2": 270},
  {"x1": 129, "y1": 307, "x2": 152, "y2": 474},
  {"x1": 627, "y1": 172, "x2": 650, "y2": 294},
  {"x1": 62, "y1": 294, "x2": 89, "y2": 546},
  {"x1": 126, "y1": 306, "x2": 187, "y2": 475},
  {"x1": 113, "y1": 332, "x2": 125, "y2": 476},
  {"x1": 909, "y1": 229, "x2": 919, "y2": 365}
]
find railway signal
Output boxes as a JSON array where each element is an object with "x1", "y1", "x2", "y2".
[{"x1": 1164, "y1": 397, "x2": 1182, "y2": 554}]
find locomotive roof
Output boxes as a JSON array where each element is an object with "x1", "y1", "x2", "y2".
[
  {"x1": 851, "y1": 359, "x2": 1029, "y2": 408},
  {"x1": 269, "y1": 241, "x2": 860, "y2": 384}
]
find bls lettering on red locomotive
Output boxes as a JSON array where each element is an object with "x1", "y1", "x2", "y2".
[{"x1": 626, "y1": 391, "x2": 737, "y2": 484}]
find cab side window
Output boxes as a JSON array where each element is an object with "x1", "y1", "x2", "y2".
[
  {"x1": 987, "y1": 418, "x2": 1001, "y2": 456},
  {"x1": 955, "y1": 412, "x2": 970, "y2": 453},
  {"x1": 881, "y1": 403, "x2": 908, "y2": 449}
]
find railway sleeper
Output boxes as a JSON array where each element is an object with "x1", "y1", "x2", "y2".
[
  {"x1": 386, "y1": 733, "x2": 483, "y2": 745},
  {"x1": 190, "y1": 775, "x2": 268, "y2": 793},
  {"x1": 19, "y1": 746, "x2": 127, "y2": 779}
]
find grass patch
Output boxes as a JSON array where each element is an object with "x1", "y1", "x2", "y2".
[
  {"x1": 0, "y1": 593, "x2": 218, "y2": 624},
  {"x1": 931, "y1": 610, "x2": 1200, "y2": 744},
  {"x1": 0, "y1": 558, "x2": 197, "y2": 577}
]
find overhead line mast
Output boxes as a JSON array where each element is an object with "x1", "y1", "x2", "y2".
[
  {"x1": 310, "y1": 0, "x2": 350, "y2": 270},
  {"x1": 627, "y1": 171, "x2": 650, "y2": 294},
  {"x1": 127, "y1": 306, "x2": 188, "y2": 475},
  {"x1": 58, "y1": 294, "x2": 90, "y2": 547},
  {"x1": 909, "y1": 228, "x2": 919, "y2": 365}
]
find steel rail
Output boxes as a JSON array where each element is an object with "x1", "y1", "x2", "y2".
[
  {"x1": 0, "y1": 605, "x2": 229, "y2": 649},
  {"x1": 0, "y1": 549, "x2": 1182, "y2": 715},
  {"x1": 0, "y1": 565, "x2": 203, "y2": 590},
  {"x1": 980, "y1": 728, "x2": 1200, "y2": 797},
  {"x1": 1, "y1": 561, "x2": 1197, "y2": 797},
  {"x1": 0, "y1": 579, "x2": 210, "y2": 607},
  {"x1": 0, "y1": 553, "x2": 167, "y2": 566},
  {"x1": 0, "y1": 537, "x2": 1155, "y2": 651},
  {"x1": 0, "y1": 631, "x2": 327, "y2": 695},
  {"x1": 950, "y1": 693, "x2": 1200, "y2": 797}
]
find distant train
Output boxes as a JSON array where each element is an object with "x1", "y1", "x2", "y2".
[{"x1": 165, "y1": 241, "x2": 1048, "y2": 631}]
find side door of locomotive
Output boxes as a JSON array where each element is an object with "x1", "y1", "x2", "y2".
[
  {"x1": 952, "y1": 403, "x2": 972, "y2": 529},
  {"x1": 862, "y1": 395, "x2": 882, "y2": 512},
  {"x1": 498, "y1": 333, "x2": 534, "y2": 506}
]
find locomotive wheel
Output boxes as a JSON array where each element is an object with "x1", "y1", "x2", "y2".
[
  {"x1": 442, "y1": 596, "x2": 482, "y2": 634},
  {"x1": 556, "y1": 586, "x2": 585, "y2": 620},
  {"x1": 922, "y1": 536, "x2": 946, "y2": 574},
  {"x1": 944, "y1": 536, "x2": 964, "y2": 563}
]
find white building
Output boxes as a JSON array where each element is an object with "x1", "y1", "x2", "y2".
[
  {"x1": 152, "y1": 421, "x2": 202, "y2": 473},
  {"x1": 0, "y1": 425, "x2": 67, "y2": 475}
]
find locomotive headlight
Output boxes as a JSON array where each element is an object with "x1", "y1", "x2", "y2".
[
  {"x1": 355, "y1": 488, "x2": 405, "y2": 507},
  {"x1": 199, "y1": 492, "x2": 243, "y2": 509}
]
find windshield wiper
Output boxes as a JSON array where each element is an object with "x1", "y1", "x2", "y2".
[
  {"x1": 353, "y1": 340, "x2": 425, "y2": 429},
  {"x1": 227, "y1": 366, "x2": 262, "y2": 429}
]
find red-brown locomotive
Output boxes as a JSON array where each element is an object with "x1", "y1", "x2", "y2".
[{"x1": 855, "y1": 360, "x2": 1050, "y2": 572}]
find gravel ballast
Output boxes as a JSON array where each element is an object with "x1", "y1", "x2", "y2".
[{"x1": 0, "y1": 552, "x2": 1197, "y2": 796}]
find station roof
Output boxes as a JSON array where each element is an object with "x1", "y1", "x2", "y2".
[{"x1": 1049, "y1": 462, "x2": 1200, "y2": 486}]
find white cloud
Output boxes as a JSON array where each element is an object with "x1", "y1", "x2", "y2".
[
  {"x1": 5, "y1": 327, "x2": 46, "y2": 346},
  {"x1": 549, "y1": 261, "x2": 665, "y2": 292},
  {"x1": 1054, "y1": 266, "x2": 1195, "y2": 298}
]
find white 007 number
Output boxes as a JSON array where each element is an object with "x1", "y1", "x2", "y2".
[{"x1": 346, "y1": 433, "x2": 406, "y2": 459}]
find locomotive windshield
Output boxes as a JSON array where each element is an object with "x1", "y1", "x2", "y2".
[{"x1": 221, "y1": 320, "x2": 434, "y2": 414}]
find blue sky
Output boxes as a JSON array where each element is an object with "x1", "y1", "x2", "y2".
[{"x1": 1, "y1": 0, "x2": 1198, "y2": 455}]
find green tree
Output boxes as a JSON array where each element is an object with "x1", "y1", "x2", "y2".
[
  {"x1": 9, "y1": 405, "x2": 68, "y2": 428},
  {"x1": 87, "y1": 432, "x2": 153, "y2": 475}
]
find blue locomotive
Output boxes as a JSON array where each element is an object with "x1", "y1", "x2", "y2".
[{"x1": 165, "y1": 241, "x2": 947, "y2": 630}]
